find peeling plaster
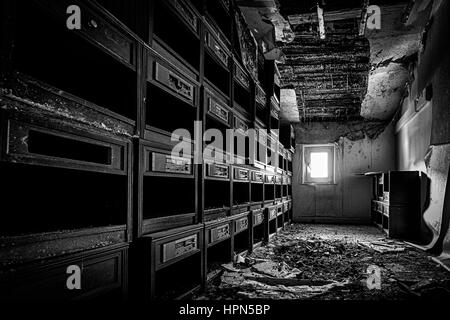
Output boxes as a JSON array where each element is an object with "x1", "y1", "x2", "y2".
[{"x1": 361, "y1": 63, "x2": 409, "y2": 120}]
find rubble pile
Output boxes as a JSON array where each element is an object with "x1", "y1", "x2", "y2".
[{"x1": 195, "y1": 225, "x2": 450, "y2": 300}]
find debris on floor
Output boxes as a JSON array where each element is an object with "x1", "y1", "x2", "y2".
[
  {"x1": 194, "y1": 224, "x2": 450, "y2": 300},
  {"x1": 358, "y1": 239, "x2": 406, "y2": 253}
]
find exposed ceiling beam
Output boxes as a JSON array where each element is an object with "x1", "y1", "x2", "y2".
[
  {"x1": 358, "y1": 0, "x2": 369, "y2": 35},
  {"x1": 317, "y1": 4, "x2": 326, "y2": 39},
  {"x1": 288, "y1": 8, "x2": 362, "y2": 25}
]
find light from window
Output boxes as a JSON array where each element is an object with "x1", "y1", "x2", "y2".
[
  {"x1": 310, "y1": 152, "x2": 328, "y2": 178},
  {"x1": 303, "y1": 144, "x2": 335, "y2": 184}
]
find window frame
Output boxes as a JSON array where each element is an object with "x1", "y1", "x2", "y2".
[{"x1": 302, "y1": 144, "x2": 336, "y2": 185}]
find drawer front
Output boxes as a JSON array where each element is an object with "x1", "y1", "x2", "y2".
[
  {"x1": 4, "y1": 246, "x2": 126, "y2": 300},
  {"x1": 206, "y1": 164, "x2": 229, "y2": 179},
  {"x1": 265, "y1": 174, "x2": 274, "y2": 183},
  {"x1": 205, "y1": 32, "x2": 229, "y2": 68},
  {"x1": 252, "y1": 172, "x2": 264, "y2": 183},
  {"x1": 235, "y1": 217, "x2": 249, "y2": 233},
  {"x1": 234, "y1": 116, "x2": 249, "y2": 132},
  {"x1": 79, "y1": 5, "x2": 134, "y2": 65},
  {"x1": 277, "y1": 205, "x2": 283, "y2": 216},
  {"x1": 234, "y1": 168, "x2": 249, "y2": 181},
  {"x1": 253, "y1": 211, "x2": 264, "y2": 226},
  {"x1": 3, "y1": 118, "x2": 126, "y2": 174},
  {"x1": 170, "y1": 0, "x2": 199, "y2": 33},
  {"x1": 275, "y1": 175, "x2": 282, "y2": 184},
  {"x1": 209, "y1": 224, "x2": 231, "y2": 244},
  {"x1": 154, "y1": 62, "x2": 195, "y2": 103},
  {"x1": 150, "y1": 152, "x2": 192, "y2": 175},
  {"x1": 161, "y1": 234, "x2": 198, "y2": 264},
  {"x1": 234, "y1": 64, "x2": 250, "y2": 89},
  {"x1": 255, "y1": 85, "x2": 266, "y2": 105},
  {"x1": 37, "y1": 0, "x2": 134, "y2": 66},
  {"x1": 207, "y1": 96, "x2": 230, "y2": 124},
  {"x1": 268, "y1": 207, "x2": 277, "y2": 220}
]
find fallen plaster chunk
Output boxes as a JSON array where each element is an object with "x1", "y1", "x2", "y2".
[
  {"x1": 252, "y1": 261, "x2": 298, "y2": 278},
  {"x1": 358, "y1": 240, "x2": 406, "y2": 253}
]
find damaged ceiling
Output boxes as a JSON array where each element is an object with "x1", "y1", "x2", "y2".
[
  {"x1": 279, "y1": 13, "x2": 370, "y2": 121},
  {"x1": 272, "y1": 0, "x2": 428, "y2": 122},
  {"x1": 237, "y1": 0, "x2": 431, "y2": 123}
]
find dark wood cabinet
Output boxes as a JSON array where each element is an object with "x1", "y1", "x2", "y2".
[{"x1": 367, "y1": 171, "x2": 422, "y2": 240}]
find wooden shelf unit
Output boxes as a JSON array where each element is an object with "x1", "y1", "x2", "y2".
[
  {"x1": 0, "y1": 0, "x2": 296, "y2": 300},
  {"x1": 367, "y1": 171, "x2": 422, "y2": 240}
]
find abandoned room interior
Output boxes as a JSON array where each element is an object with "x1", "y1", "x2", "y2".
[{"x1": 0, "y1": 0, "x2": 450, "y2": 304}]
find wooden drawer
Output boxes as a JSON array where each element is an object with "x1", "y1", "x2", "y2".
[
  {"x1": 161, "y1": 234, "x2": 198, "y2": 264},
  {"x1": 234, "y1": 217, "x2": 249, "y2": 234},
  {"x1": 204, "y1": 30, "x2": 229, "y2": 68},
  {"x1": 251, "y1": 171, "x2": 264, "y2": 183},
  {"x1": 168, "y1": 0, "x2": 200, "y2": 33},
  {"x1": 234, "y1": 167, "x2": 249, "y2": 181},
  {"x1": 152, "y1": 61, "x2": 196, "y2": 104},
  {"x1": 255, "y1": 84, "x2": 266, "y2": 105},
  {"x1": 234, "y1": 63, "x2": 250, "y2": 90},
  {"x1": 268, "y1": 206, "x2": 277, "y2": 221},
  {"x1": 265, "y1": 174, "x2": 274, "y2": 184},
  {"x1": 252, "y1": 210, "x2": 264, "y2": 226},
  {"x1": 147, "y1": 150, "x2": 192, "y2": 175},
  {"x1": 1, "y1": 115, "x2": 127, "y2": 175},
  {"x1": 277, "y1": 205, "x2": 283, "y2": 217},
  {"x1": 205, "y1": 163, "x2": 230, "y2": 179},
  {"x1": 208, "y1": 223, "x2": 231, "y2": 245},
  {"x1": 148, "y1": 225, "x2": 203, "y2": 270},
  {"x1": 1, "y1": 245, "x2": 128, "y2": 300},
  {"x1": 233, "y1": 115, "x2": 249, "y2": 132},
  {"x1": 37, "y1": 0, "x2": 134, "y2": 67},
  {"x1": 206, "y1": 95, "x2": 230, "y2": 125}
]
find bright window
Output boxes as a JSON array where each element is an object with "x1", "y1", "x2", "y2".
[
  {"x1": 303, "y1": 145, "x2": 335, "y2": 184},
  {"x1": 310, "y1": 152, "x2": 328, "y2": 178}
]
